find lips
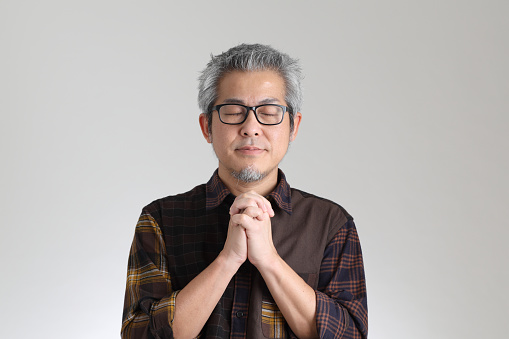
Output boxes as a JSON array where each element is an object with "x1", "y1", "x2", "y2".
[
  {"x1": 237, "y1": 146, "x2": 262, "y2": 151},
  {"x1": 235, "y1": 145, "x2": 266, "y2": 155}
]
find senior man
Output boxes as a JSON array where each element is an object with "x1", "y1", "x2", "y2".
[{"x1": 122, "y1": 44, "x2": 368, "y2": 339}]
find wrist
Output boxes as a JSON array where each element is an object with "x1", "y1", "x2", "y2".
[
  {"x1": 253, "y1": 251, "x2": 282, "y2": 274},
  {"x1": 217, "y1": 250, "x2": 244, "y2": 275}
]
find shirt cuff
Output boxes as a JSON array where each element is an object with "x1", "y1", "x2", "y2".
[
  {"x1": 147, "y1": 290, "x2": 180, "y2": 333},
  {"x1": 315, "y1": 290, "x2": 348, "y2": 338},
  {"x1": 168, "y1": 290, "x2": 179, "y2": 326}
]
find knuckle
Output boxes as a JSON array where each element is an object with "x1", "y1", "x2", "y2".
[
  {"x1": 244, "y1": 206, "x2": 256, "y2": 212},
  {"x1": 245, "y1": 207, "x2": 260, "y2": 217}
]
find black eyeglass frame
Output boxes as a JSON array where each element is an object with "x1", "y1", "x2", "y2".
[{"x1": 210, "y1": 104, "x2": 291, "y2": 126}]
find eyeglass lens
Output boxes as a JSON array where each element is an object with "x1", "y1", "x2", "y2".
[{"x1": 219, "y1": 105, "x2": 284, "y2": 125}]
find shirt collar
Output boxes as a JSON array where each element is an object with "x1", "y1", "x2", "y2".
[
  {"x1": 205, "y1": 169, "x2": 232, "y2": 211},
  {"x1": 205, "y1": 169, "x2": 292, "y2": 215}
]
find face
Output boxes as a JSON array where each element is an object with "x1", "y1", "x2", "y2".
[{"x1": 199, "y1": 70, "x2": 302, "y2": 183}]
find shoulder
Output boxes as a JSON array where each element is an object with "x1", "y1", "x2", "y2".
[
  {"x1": 291, "y1": 188, "x2": 353, "y2": 220},
  {"x1": 291, "y1": 188, "x2": 353, "y2": 240},
  {"x1": 140, "y1": 183, "x2": 207, "y2": 225}
]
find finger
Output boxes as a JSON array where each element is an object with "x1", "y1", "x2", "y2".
[
  {"x1": 230, "y1": 196, "x2": 263, "y2": 215},
  {"x1": 256, "y1": 211, "x2": 270, "y2": 221},
  {"x1": 248, "y1": 192, "x2": 275, "y2": 217},
  {"x1": 242, "y1": 207, "x2": 270, "y2": 222},
  {"x1": 230, "y1": 193, "x2": 275, "y2": 217},
  {"x1": 230, "y1": 213, "x2": 253, "y2": 228},
  {"x1": 265, "y1": 202, "x2": 275, "y2": 218},
  {"x1": 242, "y1": 206, "x2": 264, "y2": 219}
]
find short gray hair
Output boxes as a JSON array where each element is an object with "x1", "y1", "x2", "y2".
[{"x1": 198, "y1": 43, "x2": 303, "y2": 131}]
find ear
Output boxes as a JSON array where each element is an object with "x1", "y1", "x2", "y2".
[
  {"x1": 199, "y1": 113, "x2": 212, "y2": 143},
  {"x1": 289, "y1": 112, "x2": 302, "y2": 142}
]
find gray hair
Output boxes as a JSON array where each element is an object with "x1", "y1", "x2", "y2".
[{"x1": 198, "y1": 43, "x2": 303, "y2": 131}]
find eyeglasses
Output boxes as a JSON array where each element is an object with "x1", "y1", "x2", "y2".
[{"x1": 211, "y1": 104, "x2": 290, "y2": 125}]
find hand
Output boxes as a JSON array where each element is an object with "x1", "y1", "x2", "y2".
[
  {"x1": 221, "y1": 218, "x2": 248, "y2": 269},
  {"x1": 230, "y1": 192, "x2": 278, "y2": 269},
  {"x1": 222, "y1": 191, "x2": 272, "y2": 268}
]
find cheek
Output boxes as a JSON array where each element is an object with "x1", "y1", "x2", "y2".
[
  {"x1": 270, "y1": 133, "x2": 291, "y2": 153},
  {"x1": 211, "y1": 127, "x2": 235, "y2": 150},
  {"x1": 275, "y1": 128, "x2": 291, "y2": 142}
]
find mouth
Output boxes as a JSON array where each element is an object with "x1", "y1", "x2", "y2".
[
  {"x1": 238, "y1": 146, "x2": 262, "y2": 151},
  {"x1": 235, "y1": 146, "x2": 265, "y2": 155}
]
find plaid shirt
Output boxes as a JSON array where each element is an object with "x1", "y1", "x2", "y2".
[{"x1": 122, "y1": 170, "x2": 367, "y2": 338}]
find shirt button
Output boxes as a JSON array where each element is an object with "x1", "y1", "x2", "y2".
[{"x1": 236, "y1": 311, "x2": 244, "y2": 318}]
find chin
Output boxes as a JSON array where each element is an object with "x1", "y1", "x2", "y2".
[{"x1": 230, "y1": 166, "x2": 266, "y2": 183}]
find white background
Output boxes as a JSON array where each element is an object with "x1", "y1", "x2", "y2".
[{"x1": 1, "y1": 1, "x2": 507, "y2": 338}]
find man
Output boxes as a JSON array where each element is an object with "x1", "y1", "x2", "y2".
[{"x1": 122, "y1": 44, "x2": 367, "y2": 338}]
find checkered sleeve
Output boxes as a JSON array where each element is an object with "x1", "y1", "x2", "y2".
[
  {"x1": 315, "y1": 219, "x2": 368, "y2": 338},
  {"x1": 121, "y1": 213, "x2": 179, "y2": 339}
]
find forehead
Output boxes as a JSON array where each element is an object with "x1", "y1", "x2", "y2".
[{"x1": 216, "y1": 70, "x2": 286, "y2": 104}]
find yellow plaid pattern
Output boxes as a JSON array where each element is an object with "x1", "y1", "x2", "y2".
[
  {"x1": 122, "y1": 214, "x2": 174, "y2": 337},
  {"x1": 122, "y1": 214, "x2": 203, "y2": 339},
  {"x1": 261, "y1": 300, "x2": 287, "y2": 338}
]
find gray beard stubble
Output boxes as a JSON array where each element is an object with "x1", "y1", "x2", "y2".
[{"x1": 230, "y1": 166, "x2": 266, "y2": 183}]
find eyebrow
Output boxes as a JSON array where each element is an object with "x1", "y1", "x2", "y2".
[{"x1": 221, "y1": 97, "x2": 281, "y2": 105}]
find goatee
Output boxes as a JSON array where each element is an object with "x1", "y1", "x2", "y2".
[{"x1": 230, "y1": 166, "x2": 266, "y2": 183}]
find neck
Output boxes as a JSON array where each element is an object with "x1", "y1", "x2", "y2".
[{"x1": 218, "y1": 166, "x2": 279, "y2": 197}]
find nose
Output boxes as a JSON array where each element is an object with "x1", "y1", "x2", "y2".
[{"x1": 240, "y1": 109, "x2": 261, "y2": 137}]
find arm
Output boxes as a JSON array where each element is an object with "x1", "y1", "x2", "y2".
[
  {"x1": 232, "y1": 193, "x2": 368, "y2": 338},
  {"x1": 121, "y1": 213, "x2": 245, "y2": 339},
  {"x1": 173, "y1": 195, "x2": 274, "y2": 337},
  {"x1": 121, "y1": 213, "x2": 176, "y2": 339},
  {"x1": 230, "y1": 194, "x2": 318, "y2": 338},
  {"x1": 122, "y1": 195, "x2": 274, "y2": 338},
  {"x1": 315, "y1": 219, "x2": 368, "y2": 338},
  {"x1": 171, "y1": 218, "x2": 247, "y2": 338},
  {"x1": 257, "y1": 254, "x2": 319, "y2": 338}
]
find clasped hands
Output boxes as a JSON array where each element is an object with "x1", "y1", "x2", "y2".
[{"x1": 222, "y1": 191, "x2": 278, "y2": 269}]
